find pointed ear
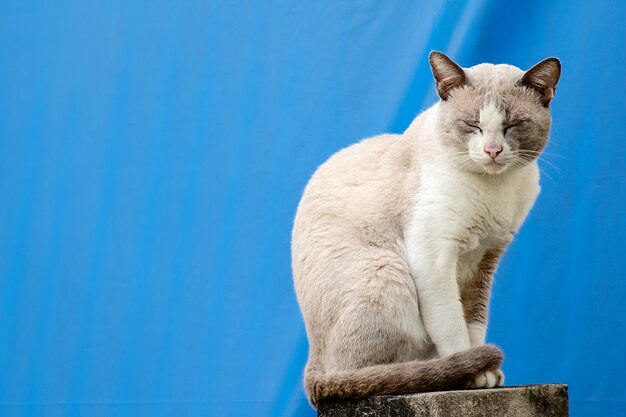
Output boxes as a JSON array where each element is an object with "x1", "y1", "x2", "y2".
[
  {"x1": 520, "y1": 57, "x2": 561, "y2": 106},
  {"x1": 429, "y1": 51, "x2": 467, "y2": 100}
]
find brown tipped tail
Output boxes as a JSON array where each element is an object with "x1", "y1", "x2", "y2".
[{"x1": 305, "y1": 345, "x2": 503, "y2": 407}]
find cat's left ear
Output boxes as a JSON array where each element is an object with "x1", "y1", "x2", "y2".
[
  {"x1": 519, "y1": 58, "x2": 561, "y2": 107},
  {"x1": 429, "y1": 51, "x2": 467, "y2": 100}
]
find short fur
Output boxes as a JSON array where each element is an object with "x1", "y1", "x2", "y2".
[{"x1": 291, "y1": 52, "x2": 560, "y2": 407}]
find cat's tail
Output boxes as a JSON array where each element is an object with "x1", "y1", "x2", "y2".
[{"x1": 305, "y1": 344, "x2": 503, "y2": 407}]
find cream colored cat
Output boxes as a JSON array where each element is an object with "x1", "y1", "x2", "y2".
[{"x1": 291, "y1": 51, "x2": 560, "y2": 407}]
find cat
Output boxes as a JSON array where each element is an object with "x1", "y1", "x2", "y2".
[{"x1": 291, "y1": 51, "x2": 561, "y2": 407}]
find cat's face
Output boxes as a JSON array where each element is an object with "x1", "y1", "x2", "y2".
[{"x1": 429, "y1": 52, "x2": 561, "y2": 175}]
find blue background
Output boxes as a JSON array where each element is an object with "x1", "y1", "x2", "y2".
[{"x1": 1, "y1": 1, "x2": 625, "y2": 416}]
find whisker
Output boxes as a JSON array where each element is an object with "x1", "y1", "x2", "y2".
[
  {"x1": 537, "y1": 157, "x2": 561, "y2": 172},
  {"x1": 538, "y1": 151, "x2": 565, "y2": 159},
  {"x1": 539, "y1": 167, "x2": 556, "y2": 184}
]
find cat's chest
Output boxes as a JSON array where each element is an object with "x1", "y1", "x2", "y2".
[{"x1": 409, "y1": 163, "x2": 540, "y2": 252}]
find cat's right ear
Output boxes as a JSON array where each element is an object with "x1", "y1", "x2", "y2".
[{"x1": 429, "y1": 51, "x2": 467, "y2": 100}]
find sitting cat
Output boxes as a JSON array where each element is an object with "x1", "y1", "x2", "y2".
[{"x1": 291, "y1": 51, "x2": 560, "y2": 407}]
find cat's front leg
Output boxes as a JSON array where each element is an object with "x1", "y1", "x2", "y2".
[
  {"x1": 465, "y1": 320, "x2": 505, "y2": 388},
  {"x1": 461, "y1": 247, "x2": 506, "y2": 388},
  {"x1": 463, "y1": 288, "x2": 490, "y2": 348},
  {"x1": 461, "y1": 247, "x2": 506, "y2": 347},
  {"x1": 406, "y1": 239, "x2": 471, "y2": 357}
]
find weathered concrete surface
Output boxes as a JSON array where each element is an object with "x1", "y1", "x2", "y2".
[{"x1": 318, "y1": 384, "x2": 568, "y2": 417}]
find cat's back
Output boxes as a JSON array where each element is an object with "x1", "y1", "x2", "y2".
[
  {"x1": 293, "y1": 133, "x2": 414, "y2": 246},
  {"x1": 292, "y1": 133, "x2": 418, "y2": 340}
]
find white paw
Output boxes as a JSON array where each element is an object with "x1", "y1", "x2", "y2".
[{"x1": 468, "y1": 369, "x2": 505, "y2": 389}]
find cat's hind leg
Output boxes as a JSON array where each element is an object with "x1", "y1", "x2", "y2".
[
  {"x1": 321, "y1": 248, "x2": 430, "y2": 371},
  {"x1": 302, "y1": 248, "x2": 502, "y2": 406}
]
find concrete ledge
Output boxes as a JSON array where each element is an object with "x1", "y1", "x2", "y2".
[{"x1": 318, "y1": 384, "x2": 568, "y2": 417}]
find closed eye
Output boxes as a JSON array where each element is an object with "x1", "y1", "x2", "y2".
[
  {"x1": 462, "y1": 120, "x2": 482, "y2": 133},
  {"x1": 504, "y1": 120, "x2": 527, "y2": 135}
]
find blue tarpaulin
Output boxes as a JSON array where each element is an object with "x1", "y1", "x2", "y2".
[{"x1": 1, "y1": 1, "x2": 625, "y2": 416}]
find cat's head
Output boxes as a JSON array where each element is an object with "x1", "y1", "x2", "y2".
[{"x1": 429, "y1": 51, "x2": 561, "y2": 175}]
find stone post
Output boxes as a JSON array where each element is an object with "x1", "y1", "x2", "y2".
[{"x1": 318, "y1": 384, "x2": 568, "y2": 417}]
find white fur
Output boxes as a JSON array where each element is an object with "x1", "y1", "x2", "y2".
[
  {"x1": 405, "y1": 103, "x2": 540, "y2": 357},
  {"x1": 479, "y1": 102, "x2": 505, "y2": 132},
  {"x1": 394, "y1": 237, "x2": 434, "y2": 351},
  {"x1": 468, "y1": 103, "x2": 510, "y2": 172},
  {"x1": 470, "y1": 369, "x2": 505, "y2": 388}
]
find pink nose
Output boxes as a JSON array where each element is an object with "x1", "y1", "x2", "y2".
[{"x1": 483, "y1": 144, "x2": 503, "y2": 160}]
